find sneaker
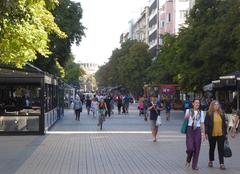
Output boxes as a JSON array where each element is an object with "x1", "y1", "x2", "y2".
[
  {"x1": 185, "y1": 162, "x2": 190, "y2": 167},
  {"x1": 208, "y1": 161, "x2": 213, "y2": 167},
  {"x1": 192, "y1": 167, "x2": 199, "y2": 170},
  {"x1": 220, "y1": 164, "x2": 226, "y2": 170}
]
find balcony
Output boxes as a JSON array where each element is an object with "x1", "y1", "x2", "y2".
[
  {"x1": 149, "y1": 39, "x2": 157, "y2": 49},
  {"x1": 149, "y1": 9, "x2": 157, "y2": 21},
  {"x1": 148, "y1": 24, "x2": 157, "y2": 36}
]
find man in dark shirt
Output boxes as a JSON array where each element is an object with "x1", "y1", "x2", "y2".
[
  {"x1": 148, "y1": 100, "x2": 161, "y2": 142},
  {"x1": 85, "y1": 96, "x2": 92, "y2": 115}
]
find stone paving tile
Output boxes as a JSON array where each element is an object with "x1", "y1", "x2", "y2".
[
  {"x1": 14, "y1": 133, "x2": 240, "y2": 174},
  {"x1": 1, "y1": 104, "x2": 240, "y2": 174}
]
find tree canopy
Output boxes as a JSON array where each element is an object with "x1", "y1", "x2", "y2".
[
  {"x1": 33, "y1": 0, "x2": 85, "y2": 76},
  {"x1": 64, "y1": 54, "x2": 85, "y2": 89},
  {"x1": 0, "y1": 0, "x2": 66, "y2": 67},
  {"x1": 96, "y1": 40, "x2": 151, "y2": 96},
  {"x1": 148, "y1": 0, "x2": 240, "y2": 91}
]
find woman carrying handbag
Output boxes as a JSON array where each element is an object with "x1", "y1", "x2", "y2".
[
  {"x1": 148, "y1": 98, "x2": 162, "y2": 142},
  {"x1": 204, "y1": 100, "x2": 228, "y2": 170},
  {"x1": 184, "y1": 98, "x2": 205, "y2": 170}
]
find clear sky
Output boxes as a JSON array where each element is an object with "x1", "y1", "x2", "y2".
[{"x1": 71, "y1": 0, "x2": 149, "y2": 65}]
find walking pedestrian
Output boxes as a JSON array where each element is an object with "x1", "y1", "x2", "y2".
[
  {"x1": 230, "y1": 110, "x2": 240, "y2": 138},
  {"x1": 123, "y1": 95, "x2": 130, "y2": 114},
  {"x1": 104, "y1": 95, "x2": 112, "y2": 117},
  {"x1": 165, "y1": 98, "x2": 171, "y2": 121},
  {"x1": 86, "y1": 95, "x2": 92, "y2": 115},
  {"x1": 148, "y1": 98, "x2": 162, "y2": 142},
  {"x1": 98, "y1": 98, "x2": 107, "y2": 127},
  {"x1": 110, "y1": 98, "x2": 115, "y2": 115},
  {"x1": 204, "y1": 100, "x2": 228, "y2": 170},
  {"x1": 185, "y1": 98, "x2": 205, "y2": 170},
  {"x1": 117, "y1": 95, "x2": 123, "y2": 115},
  {"x1": 91, "y1": 98, "x2": 98, "y2": 118},
  {"x1": 183, "y1": 95, "x2": 191, "y2": 114},
  {"x1": 73, "y1": 96, "x2": 82, "y2": 121},
  {"x1": 143, "y1": 97, "x2": 149, "y2": 121},
  {"x1": 138, "y1": 98, "x2": 144, "y2": 116}
]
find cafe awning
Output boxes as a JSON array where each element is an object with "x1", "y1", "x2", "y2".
[
  {"x1": 0, "y1": 63, "x2": 56, "y2": 85},
  {"x1": 203, "y1": 83, "x2": 213, "y2": 92}
]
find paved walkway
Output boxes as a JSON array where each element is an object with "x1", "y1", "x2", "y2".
[{"x1": 0, "y1": 104, "x2": 239, "y2": 174}]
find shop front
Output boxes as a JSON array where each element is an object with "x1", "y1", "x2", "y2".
[
  {"x1": 0, "y1": 65, "x2": 63, "y2": 135},
  {"x1": 213, "y1": 72, "x2": 240, "y2": 111},
  {"x1": 143, "y1": 84, "x2": 182, "y2": 109}
]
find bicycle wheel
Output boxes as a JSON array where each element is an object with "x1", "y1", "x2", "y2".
[{"x1": 100, "y1": 114, "x2": 104, "y2": 130}]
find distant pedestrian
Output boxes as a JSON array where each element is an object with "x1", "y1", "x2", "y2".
[
  {"x1": 143, "y1": 97, "x2": 149, "y2": 121},
  {"x1": 86, "y1": 96, "x2": 92, "y2": 115},
  {"x1": 73, "y1": 96, "x2": 82, "y2": 121},
  {"x1": 138, "y1": 99, "x2": 144, "y2": 116},
  {"x1": 104, "y1": 95, "x2": 112, "y2": 117},
  {"x1": 165, "y1": 98, "x2": 171, "y2": 121},
  {"x1": 110, "y1": 98, "x2": 115, "y2": 115},
  {"x1": 204, "y1": 100, "x2": 228, "y2": 170},
  {"x1": 123, "y1": 95, "x2": 130, "y2": 114},
  {"x1": 91, "y1": 98, "x2": 98, "y2": 118},
  {"x1": 183, "y1": 95, "x2": 191, "y2": 113},
  {"x1": 98, "y1": 98, "x2": 107, "y2": 128},
  {"x1": 230, "y1": 110, "x2": 240, "y2": 138},
  {"x1": 117, "y1": 95, "x2": 123, "y2": 115},
  {"x1": 184, "y1": 98, "x2": 205, "y2": 170},
  {"x1": 148, "y1": 98, "x2": 162, "y2": 142}
]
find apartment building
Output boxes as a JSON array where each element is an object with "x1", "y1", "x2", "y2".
[
  {"x1": 132, "y1": 6, "x2": 150, "y2": 44},
  {"x1": 120, "y1": 0, "x2": 196, "y2": 58},
  {"x1": 120, "y1": 32, "x2": 129, "y2": 44},
  {"x1": 148, "y1": 0, "x2": 159, "y2": 58},
  {"x1": 156, "y1": 0, "x2": 195, "y2": 58}
]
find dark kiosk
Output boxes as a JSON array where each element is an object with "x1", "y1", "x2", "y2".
[{"x1": 0, "y1": 64, "x2": 64, "y2": 135}]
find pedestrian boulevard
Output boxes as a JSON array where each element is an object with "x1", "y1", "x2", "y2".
[{"x1": 0, "y1": 104, "x2": 239, "y2": 174}]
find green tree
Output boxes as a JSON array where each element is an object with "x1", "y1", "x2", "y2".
[
  {"x1": 64, "y1": 55, "x2": 85, "y2": 88},
  {"x1": 147, "y1": 34, "x2": 178, "y2": 84},
  {"x1": 33, "y1": 0, "x2": 85, "y2": 76},
  {"x1": 150, "y1": 0, "x2": 240, "y2": 91},
  {"x1": 0, "y1": 0, "x2": 66, "y2": 67},
  {"x1": 96, "y1": 40, "x2": 151, "y2": 96}
]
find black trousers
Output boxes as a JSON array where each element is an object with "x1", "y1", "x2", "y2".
[
  {"x1": 208, "y1": 135, "x2": 225, "y2": 164},
  {"x1": 75, "y1": 109, "x2": 81, "y2": 120},
  {"x1": 117, "y1": 105, "x2": 122, "y2": 114}
]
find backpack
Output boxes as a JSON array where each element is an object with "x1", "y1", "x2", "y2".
[{"x1": 184, "y1": 101, "x2": 190, "y2": 109}]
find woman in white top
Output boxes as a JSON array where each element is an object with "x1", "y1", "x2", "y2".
[
  {"x1": 230, "y1": 110, "x2": 240, "y2": 138},
  {"x1": 184, "y1": 98, "x2": 205, "y2": 170},
  {"x1": 91, "y1": 98, "x2": 98, "y2": 118}
]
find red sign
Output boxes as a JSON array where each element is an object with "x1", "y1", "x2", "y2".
[{"x1": 160, "y1": 85, "x2": 177, "y2": 95}]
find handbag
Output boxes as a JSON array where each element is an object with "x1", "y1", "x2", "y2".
[
  {"x1": 181, "y1": 119, "x2": 188, "y2": 134},
  {"x1": 224, "y1": 139, "x2": 232, "y2": 158},
  {"x1": 156, "y1": 116, "x2": 162, "y2": 126}
]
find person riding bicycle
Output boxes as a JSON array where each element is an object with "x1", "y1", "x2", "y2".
[{"x1": 98, "y1": 98, "x2": 107, "y2": 129}]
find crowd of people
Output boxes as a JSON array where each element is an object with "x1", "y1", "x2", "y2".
[
  {"x1": 72, "y1": 93, "x2": 133, "y2": 128},
  {"x1": 72, "y1": 92, "x2": 239, "y2": 171},
  {"x1": 137, "y1": 95, "x2": 239, "y2": 171}
]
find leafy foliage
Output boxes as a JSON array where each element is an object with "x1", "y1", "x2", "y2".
[
  {"x1": 33, "y1": 0, "x2": 85, "y2": 76},
  {"x1": 148, "y1": 0, "x2": 240, "y2": 91},
  {"x1": 96, "y1": 40, "x2": 151, "y2": 96},
  {"x1": 64, "y1": 54, "x2": 85, "y2": 88},
  {"x1": 0, "y1": 0, "x2": 66, "y2": 67}
]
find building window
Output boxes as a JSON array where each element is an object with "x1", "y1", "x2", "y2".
[
  {"x1": 161, "y1": 21, "x2": 165, "y2": 28},
  {"x1": 179, "y1": 10, "x2": 187, "y2": 20},
  {"x1": 168, "y1": 13, "x2": 171, "y2": 22}
]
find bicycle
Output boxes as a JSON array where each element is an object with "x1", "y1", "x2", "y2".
[{"x1": 98, "y1": 109, "x2": 106, "y2": 130}]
